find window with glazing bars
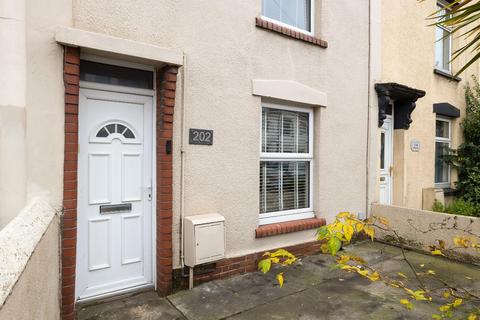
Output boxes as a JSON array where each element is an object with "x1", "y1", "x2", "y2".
[
  {"x1": 435, "y1": 1, "x2": 452, "y2": 72},
  {"x1": 260, "y1": 106, "x2": 313, "y2": 221},
  {"x1": 435, "y1": 117, "x2": 452, "y2": 186}
]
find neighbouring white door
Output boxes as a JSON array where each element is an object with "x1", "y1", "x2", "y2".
[
  {"x1": 76, "y1": 87, "x2": 153, "y2": 301},
  {"x1": 379, "y1": 115, "x2": 393, "y2": 205}
]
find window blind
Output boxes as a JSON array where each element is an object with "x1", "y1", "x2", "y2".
[
  {"x1": 262, "y1": 108, "x2": 309, "y2": 154},
  {"x1": 260, "y1": 161, "x2": 310, "y2": 213},
  {"x1": 260, "y1": 107, "x2": 311, "y2": 215}
]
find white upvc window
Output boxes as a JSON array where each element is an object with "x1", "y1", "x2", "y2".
[
  {"x1": 435, "y1": 117, "x2": 452, "y2": 187},
  {"x1": 261, "y1": 0, "x2": 314, "y2": 35},
  {"x1": 259, "y1": 103, "x2": 314, "y2": 225},
  {"x1": 435, "y1": 0, "x2": 452, "y2": 73}
]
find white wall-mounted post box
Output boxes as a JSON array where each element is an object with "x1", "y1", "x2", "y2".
[{"x1": 184, "y1": 213, "x2": 225, "y2": 267}]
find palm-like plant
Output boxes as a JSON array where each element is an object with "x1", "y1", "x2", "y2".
[{"x1": 428, "y1": 0, "x2": 480, "y2": 76}]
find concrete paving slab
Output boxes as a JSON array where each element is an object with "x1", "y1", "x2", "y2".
[
  {"x1": 167, "y1": 272, "x2": 308, "y2": 320},
  {"x1": 362, "y1": 248, "x2": 480, "y2": 293},
  {"x1": 76, "y1": 291, "x2": 185, "y2": 320},
  {"x1": 227, "y1": 282, "x2": 431, "y2": 320},
  {"x1": 399, "y1": 250, "x2": 480, "y2": 290},
  {"x1": 341, "y1": 241, "x2": 403, "y2": 265},
  {"x1": 286, "y1": 255, "x2": 343, "y2": 286},
  {"x1": 167, "y1": 280, "x2": 259, "y2": 320},
  {"x1": 168, "y1": 254, "x2": 344, "y2": 320},
  {"x1": 76, "y1": 242, "x2": 479, "y2": 320},
  {"x1": 228, "y1": 270, "x2": 475, "y2": 320}
]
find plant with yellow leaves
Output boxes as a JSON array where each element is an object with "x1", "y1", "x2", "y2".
[{"x1": 258, "y1": 212, "x2": 480, "y2": 319}]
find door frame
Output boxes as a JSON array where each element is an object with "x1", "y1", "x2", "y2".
[
  {"x1": 379, "y1": 115, "x2": 393, "y2": 204},
  {"x1": 75, "y1": 81, "x2": 157, "y2": 302},
  {"x1": 61, "y1": 46, "x2": 180, "y2": 319}
]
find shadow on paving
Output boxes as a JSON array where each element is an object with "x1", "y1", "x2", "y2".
[
  {"x1": 77, "y1": 291, "x2": 186, "y2": 320},
  {"x1": 77, "y1": 241, "x2": 480, "y2": 320}
]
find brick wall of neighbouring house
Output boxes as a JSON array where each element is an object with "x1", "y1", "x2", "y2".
[
  {"x1": 173, "y1": 240, "x2": 323, "y2": 290},
  {"x1": 62, "y1": 46, "x2": 80, "y2": 320},
  {"x1": 156, "y1": 66, "x2": 179, "y2": 296}
]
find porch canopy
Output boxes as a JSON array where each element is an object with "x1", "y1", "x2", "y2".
[{"x1": 375, "y1": 82, "x2": 425, "y2": 129}]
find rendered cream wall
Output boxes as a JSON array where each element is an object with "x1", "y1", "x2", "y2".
[
  {"x1": 0, "y1": 0, "x2": 68, "y2": 314},
  {"x1": 378, "y1": 0, "x2": 479, "y2": 209},
  {"x1": 0, "y1": 217, "x2": 60, "y2": 320},
  {"x1": 73, "y1": 0, "x2": 370, "y2": 267},
  {"x1": 25, "y1": 0, "x2": 72, "y2": 206},
  {"x1": 373, "y1": 204, "x2": 480, "y2": 263},
  {"x1": 0, "y1": 0, "x2": 27, "y2": 228},
  {"x1": 0, "y1": 107, "x2": 26, "y2": 227},
  {"x1": 0, "y1": 0, "x2": 71, "y2": 228}
]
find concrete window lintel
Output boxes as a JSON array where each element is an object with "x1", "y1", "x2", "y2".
[
  {"x1": 252, "y1": 80, "x2": 327, "y2": 107},
  {"x1": 55, "y1": 27, "x2": 183, "y2": 67}
]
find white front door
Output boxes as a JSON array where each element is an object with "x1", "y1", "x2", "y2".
[
  {"x1": 379, "y1": 116, "x2": 393, "y2": 204},
  {"x1": 76, "y1": 87, "x2": 154, "y2": 301}
]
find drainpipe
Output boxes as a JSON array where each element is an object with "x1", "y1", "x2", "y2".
[
  {"x1": 179, "y1": 53, "x2": 187, "y2": 269},
  {"x1": 366, "y1": 0, "x2": 381, "y2": 218},
  {"x1": 0, "y1": 0, "x2": 27, "y2": 227}
]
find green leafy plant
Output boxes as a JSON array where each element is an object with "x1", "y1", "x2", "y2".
[
  {"x1": 432, "y1": 199, "x2": 446, "y2": 213},
  {"x1": 432, "y1": 198, "x2": 480, "y2": 217},
  {"x1": 446, "y1": 199, "x2": 480, "y2": 217},
  {"x1": 447, "y1": 76, "x2": 480, "y2": 210}
]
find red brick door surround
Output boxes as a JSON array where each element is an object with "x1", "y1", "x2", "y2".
[{"x1": 61, "y1": 46, "x2": 178, "y2": 320}]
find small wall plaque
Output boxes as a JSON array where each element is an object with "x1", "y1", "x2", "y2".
[
  {"x1": 410, "y1": 139, "x2": 421, "y2": 152},
  {"x1": 189, "y1": 128, "x2": 213, "y2": 145}
]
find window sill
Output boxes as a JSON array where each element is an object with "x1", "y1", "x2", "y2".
[
  {"x1": 435, "y1": 182, "x2": 451, "y2": 190},
  {"x1": 255, "y1": 217, "x2": 326, "y2": 238},
  {"x1": 434, "y1": 68, "x2": 461, "y2": 82},
  {"x1": 255, "y1": 17, "x2": 328, "y2": 48},
  {"x1": 443, "y1": 187, "x2": 459, "y2": 197}
]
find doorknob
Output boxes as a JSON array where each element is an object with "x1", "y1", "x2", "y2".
[{"x1": 389, "y1": 166, "x2": 393, "y2": 176}]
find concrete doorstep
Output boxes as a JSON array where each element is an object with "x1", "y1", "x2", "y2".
[{"x1": 77, "y1": 242, "x2": 480, "y2": 320}]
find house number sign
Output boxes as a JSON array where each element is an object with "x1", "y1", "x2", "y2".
[
  {"x1": 189, "y1": 128, "x2": 213, "y2": 145},
  {"x1": 410, "y1": 139, "x2": 421, "y2": 152}
]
